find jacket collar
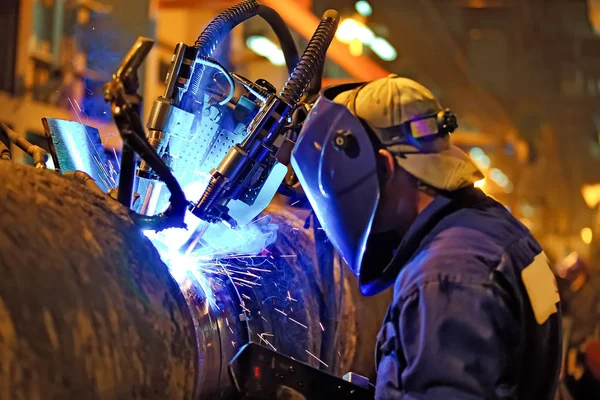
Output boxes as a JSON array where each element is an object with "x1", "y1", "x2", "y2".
[{"x1": 359, "y1": 187, "x2": 489, "y2": 295}]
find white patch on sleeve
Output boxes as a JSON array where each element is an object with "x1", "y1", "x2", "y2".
[{"x1": 521, "y1": 251, "x2": 561, "y2": 325}]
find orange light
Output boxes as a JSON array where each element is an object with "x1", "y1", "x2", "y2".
[
  {"x1": 581, "y1": 227, "x2": 593, "y2": 245},
  {"x1": 349, "y1": 39, "x2": 363, "y2": 56}
]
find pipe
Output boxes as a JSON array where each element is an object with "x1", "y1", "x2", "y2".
[
  {"x1": 63, "y1": 170, "x2": 106, "y2": 197},
  {"x1": 0, "y1": 163, "x2": 392, "y2": 398},
  {"x1": 0, "y1": 122, "x2": 48, "y2": 168}
]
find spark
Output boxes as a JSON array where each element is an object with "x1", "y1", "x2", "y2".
[
  {"x1": 242, "y1": 294, "x2": 252, "y2": 300},
  {"x1": 275, "y1": 308, "x2": 287, "y2": 316},
  {"x1": 305, "y1": 350, "x2": 329, "y2": 368},
  {"x1": 240, "y1": 303, "x2": 251, "y2": 314},
  {"x1": 258, "y1": 333, "x2": 277, "y2": 351},
  {"x1": 291, "y1": 200, "x2": 300, "y2": 206},
  {"x1": 280, "y1": 255, "x2": 297, "y2": 259},
  {"x1": 229, "y1": 326, "x2": 234, "y2": 334},
  {"x1": 246, "y1": 267, "x2": 272, "y2": 273},
  {"x1": 289, "y1": 318, "x2": 307, "y2": 329},
  {"x1": 319, "y1": 322, "x2": 325, "y2": 332},
  {"x1": 261, "y1": 316, "x2": 268, "y2": 322},
  {"x1": 226, "y1": 318, "x2": 229, "y2": 326},
  {"x1": 286, "y1": 291, "x2": 297, "y2": 302}
]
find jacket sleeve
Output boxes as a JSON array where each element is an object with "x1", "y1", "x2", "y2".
[{"x1": 375, "y1": 280, "x2": 521, "y2": 400}]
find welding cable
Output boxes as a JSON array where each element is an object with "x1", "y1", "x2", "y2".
[
  {"x1": 280, "y1": 10, "x2": 340, "y2": 107},
  {"x1": 63, "y1": 171, "x2": 106, "y2": 197},
  {"x1": 0, "y1": 123, "x2": 48, "y2": 168},
  {"x1": 196, "y1": 56, "x2": 235, "y2": 106},
  {"x1": 189, "y1": 0, "x2": 260, "y2": 96},
  {"x1": 257, "y1": 4, "x2": 299, "y2": 75}
]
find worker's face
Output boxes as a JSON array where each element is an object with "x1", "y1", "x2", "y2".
[{"x1": 371, "y1": 149, "x2": 421, "y2": 237}]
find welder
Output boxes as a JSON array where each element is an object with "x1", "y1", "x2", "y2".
[{"x1": 291, "y1": 75, "x2": 562, "y2": 399}]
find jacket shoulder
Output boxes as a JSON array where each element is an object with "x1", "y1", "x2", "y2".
[{"x1": 394, "y1": 204, "x2": 542, "y2": 300}]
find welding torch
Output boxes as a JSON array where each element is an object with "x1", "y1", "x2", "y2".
[{"x1": 190, "y1": 9, "x2": 340, "y2": 226}]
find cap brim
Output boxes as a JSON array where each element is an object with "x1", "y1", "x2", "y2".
[{"x1": 393, "y1": 144, "x2": 484, "y2": 191}]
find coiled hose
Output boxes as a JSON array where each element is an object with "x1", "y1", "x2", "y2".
[
  {"x1": 189, "y1": 0, "x2": 259, "y2": 96},
  {"x1": 280, "y1": 10, "x2": 340, "y2": 106}
]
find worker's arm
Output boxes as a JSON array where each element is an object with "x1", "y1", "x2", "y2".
[{"x1": 375, "y1": 280, "x2": 521, "y2": 400}]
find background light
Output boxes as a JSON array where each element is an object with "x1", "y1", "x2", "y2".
[
  {"x1": 581, "y1": 227, "x2": 593, "y2": 244},
  {"x1": 336, "y1": 18, "x2": 365, "y2": 42},
  {"x1": 490, "y1": 168, "x2": 510, "y2": 188},
  {"x1": 581, "y1": 183, "x2": 600, "y2": 209},
  {"x1": 355, "y1": 1, "x2": 373, "y2": 17},
  {"x1": 370, "y1": 37, "x2": 397, "y2": 61},
  {"x1": 469, "y1": 147, "x2": 491, "y2": 169},
  {"x1": 246, "y1": 36, "x2": 285, "y2": 66}
]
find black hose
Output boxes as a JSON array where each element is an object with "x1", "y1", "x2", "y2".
[
  {"x1": 280, "y1": 10, "x2": 340, "y2": 106},
  {"x1": 257, "y1": 4, "x2": 299, "y2": 75},
  {"x1": 189, "y1": 0, "x2": 260, "y2": 96}
]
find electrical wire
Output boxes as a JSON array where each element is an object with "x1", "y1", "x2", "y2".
[{"x1": 196, "y1": 56, "x2": 235, "y2": 106}]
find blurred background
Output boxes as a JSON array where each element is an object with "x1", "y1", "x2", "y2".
[{"x1": 1, "y1": 0, "x2": 600, "y2": 397}]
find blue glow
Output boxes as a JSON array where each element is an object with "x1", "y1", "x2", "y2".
[{"x1": 355, "y1": 1, "x2": 373, "y2": 17}]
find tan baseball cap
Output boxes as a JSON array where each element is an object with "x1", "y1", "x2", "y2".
[{"x1": 333, "y1": 75, "x2": 483, "y2": 191}]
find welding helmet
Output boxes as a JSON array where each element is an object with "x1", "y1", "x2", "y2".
[{"x1": 291, "y1": 76, "x2": 483, "y2": 295}]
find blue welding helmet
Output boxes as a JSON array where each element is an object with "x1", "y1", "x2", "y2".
[{"x1": 291, "y1": 83, "x2": 381, "y2": 293}]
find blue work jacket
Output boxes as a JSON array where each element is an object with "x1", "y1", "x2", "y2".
[{"x1": 374, "y1": 188, "x2": 562, "y2": 399}]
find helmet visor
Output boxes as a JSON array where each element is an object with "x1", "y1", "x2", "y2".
[{"x1": 291, "y1": 86, "x2": 380, "y2": 282}]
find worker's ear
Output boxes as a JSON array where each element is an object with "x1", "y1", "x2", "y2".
[{"x1": 377, "y1": 149, "x2": 396, "y2": 186}]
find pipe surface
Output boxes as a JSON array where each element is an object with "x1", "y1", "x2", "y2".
[{"x1": 0, "y1": 163, "x2": 391, "y2": 398}]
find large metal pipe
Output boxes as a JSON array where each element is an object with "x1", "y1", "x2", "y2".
[{"x1": 0, "y1": 162, "x2": 391, "y2": 398}]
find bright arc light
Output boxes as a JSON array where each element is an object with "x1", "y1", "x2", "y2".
[
  {"x1": 474, "y1": 178, "x2": 486, "y2": 188},
  {"x1": 355, "y1": 1, "x2": 373, "y2": 17},
  {"x1": 246, "y1": 36, "x2": 286, "y2": 66},
  {"x1": 370, "y1": 37, "x2": 397, "y2": 61},
  {"x1": 581, "y1": 227, "x2": 593, "y2": 245}
]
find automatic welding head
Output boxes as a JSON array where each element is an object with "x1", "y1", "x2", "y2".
[
  {"x1": 134, "y1": 0, "x2": 340, "y2": 229},
  {"x1": 291, "y1": 76, "x2": 484, "y2": 295}
]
